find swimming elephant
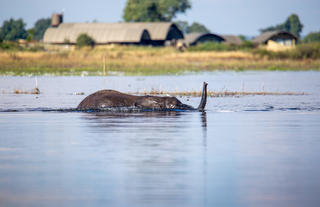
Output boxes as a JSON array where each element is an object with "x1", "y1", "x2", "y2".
[{"x1": 77, "y1": 82, "x2": 208, "y2": 111}]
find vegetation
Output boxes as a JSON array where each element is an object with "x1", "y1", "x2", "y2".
[
  {"x1": 33, "y1": 18, "x2": 51, "y2": 40},
  {"x1": 175, "y1": 21, "x2": 210, "y2": 34},
  {"x1": 0, "y1": 18, "x2": 27, "y2": 41},
  {"x1": 123, "y1": 0, "x2": 191, "y2": 22},
  {"x1": 260, "y1": 14, "x2": 303, "y2": 38},
  {"x1": 188, "y1": 42, "x2": 255, "y2": 52},
  {"x1": 0, "y1": 41, "x2": 44, "y2": 52},
  {"x1": 186, "y1": 22, "x2": 210, "y2": 33},
  {"x1": 238, "y1": 35, "x2": 247, "y2": 41},
  {"x1": 0, "y1": 45, "x2": 319, "y2": 76},
  {"x1": 304, "y1": 31, "x2": 320, "y2": 43},
  {"x1": 0, "y1": 17, "x2": 50, "y2": 42},
  {"x1": 188, "y1": 42, "x2": 236, "y2": 51},
  {"x1": 26, "y1": 28, "x2": 35, "y2": 41},
  {"x1": 76, "y1": 34, "x2": 95, "y2": 48},
  {"x1": 0, "y1": 41, "x2": 23, "y2": 50},
  {"x1": 255, "y1": 42, "x2": 320, "y2": 60}
]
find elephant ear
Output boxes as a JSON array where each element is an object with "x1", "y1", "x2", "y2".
[{"x1": 135, "y1": 97, "x2": 164, "y2": 109}]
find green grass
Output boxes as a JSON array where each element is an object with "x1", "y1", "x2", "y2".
[{"x1": 187, "y1": 41, "x2": 255, "y2": 52}]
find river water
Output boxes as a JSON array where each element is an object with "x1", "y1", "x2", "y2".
[{"x1": 0, "y1": 71, "x2": 319, "y2": 207}]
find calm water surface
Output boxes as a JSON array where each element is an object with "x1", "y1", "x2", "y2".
[{"x1": 0, "y1": 71, "x2": 319, "y2": 207}]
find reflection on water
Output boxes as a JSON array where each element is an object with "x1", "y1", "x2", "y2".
[
  {"x1": 0, "y1": 72, "x2": 320, "y2": 207},
  {"x1": 1, "y1": 110, "x2": 319, "y2": 207},
  {"x1": 80, "y1": 111, "x2": 209, "y2": 207}
]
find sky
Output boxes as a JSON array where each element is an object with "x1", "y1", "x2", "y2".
[{"x1": 1, "y1": 0, "x2": 319, "y2": 37}]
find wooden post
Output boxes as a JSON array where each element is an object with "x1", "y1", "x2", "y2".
[
  {"x1": 103, "y1": 55, "x2": 106, "y2": 76},
  {"x1": 102, "y1": 55, "x2": 106, "y2": 89}
]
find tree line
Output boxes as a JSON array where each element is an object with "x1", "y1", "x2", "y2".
[
  {"x1": 0, "y1": 0, "x2": 319, "y2": 43},
  {"x1": 0, "y1": 18, "x2": 51, "y2": 42}
]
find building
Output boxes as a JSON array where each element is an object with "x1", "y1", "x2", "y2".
[
  {"x1": 43, "y1": 14, "x2": 184, "y2": 46},
  {"x1": 44, "y1": 23, "x2": 152, "y2": 45},
  {"x1": 221, "y1": 35, "x2": 243, "y2": 45},
  {"x1": 182, "y1": 33, "x2": 243, "y2": 46},
  {"x1": 182, "y1": 33, "x2": 225, "y2": 46},
  {"x1": 140, "y1": 22, "x2": 184, "y2": 46},
  {"x1": 252, "y1": 31, "x2": 298, "y2": 51}
]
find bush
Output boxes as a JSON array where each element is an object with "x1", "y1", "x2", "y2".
[
  {"x1": 293, "y1": 43, "x2": 320, "y2": 59},
  {"x1": 0, "y1": 41, "x2": 23, "y2": 51},
  {"x1": 304, "y1": 31, "x2": 320, "y2": 43},
  {"x1": 76, "y1": 33, "x2": 95, "y2": 48},
  {"x1": 187, "y1": 41, "x2": 256, "y2": 52},
  {"x1": 0, "y1": 41, "x2": 45, "y2": 52},
  {"x1": 188, "y1": 42, "x2": 236, "y2": 52},
  {"x1": 239, "y1": 40, "x2": 255, "y2": 50},
  {"x1": 254, "y1": 43, "x2": 320, "y2": 60}
]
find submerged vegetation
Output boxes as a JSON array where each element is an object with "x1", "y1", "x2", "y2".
[{"x1": 0, "y1": 44, "x2": 319, "y2": 76}]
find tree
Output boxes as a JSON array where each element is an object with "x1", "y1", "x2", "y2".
[
  {"x1": 187, "y1": 22, "x2": 210, "y2": 33},
  {"x1": 76, "y1": 33, "x2": 95, "y2": 48},
  {"x1": 260, "y1": 14, "x2": 303, "y2": 38},
  {"x1": 284, "y1": 14, "x2": 303, "y2": 38},
  {"x1": 33, "y1": 18, "x2": 51, "y2": 40},
  {"x1": 123, "y1": 0, "x2": 191, "y2": 22},
  {"x1": 27, "y1": 29, "x2": 35, "y2": 41},
  {"x1": 304, "y1": 31, "x2": 320, "y2": 43},
  {"x1": 238, "y1": 35, "x2": 247, "y2": 41},
  {"x1": 175, "y1": 20, "x2": 189, "y2": 34},
  {"x1": 175, "y1": 21, "x2": 210, "y2": 34},
  {"x1": 0, "y1": 18, "x2": 27, "y2": 41}
]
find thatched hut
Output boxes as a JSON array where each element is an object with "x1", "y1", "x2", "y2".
[
  {"x1": 221, "y1": 35, "x2": 243, "y2": 45},
  {"x1": 183, "y1": 33, "x2": 225, "y2": 46},
  {"x1": 137, "y1": 22, "x2": 184, "y2": 45},
  {"x1": 43, "y1": 14, "x2": 184, "y2": 46},
  {"x1": 253, "y1": 31, "x2": 298, "y2": 45},
  {"x1": 252, "y1": 31, "x2": 298, "y2": 51},
  {"x1": 181, "y1": 33, "x2": 244, "y2": 47},
  {"x1": 43, "y1": 23, "x2": 152, "y2": 45}
]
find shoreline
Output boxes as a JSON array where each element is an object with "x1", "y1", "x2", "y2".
[
  {"x1": 1, "y1": 47, "x2": 319, "y2": 76},
  {"x1": 1, "y1": 68, "x2": 320, "y2": 77}
]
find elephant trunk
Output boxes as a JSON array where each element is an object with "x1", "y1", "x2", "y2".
[{"x1": 197, "y1": 82, "x2": 208, "y2": 111}]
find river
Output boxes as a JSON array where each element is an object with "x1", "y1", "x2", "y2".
[{"x1": 0, "y1": 71, "x2": 319, "y2": 207}]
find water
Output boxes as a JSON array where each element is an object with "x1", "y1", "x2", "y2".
[{"x1": 0, "y1": 71, "x2": 320, "y2": 207}]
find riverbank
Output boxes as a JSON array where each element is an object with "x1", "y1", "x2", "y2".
[{"x1": 0, "y1": 45, "x2": 319, "y2": 75}]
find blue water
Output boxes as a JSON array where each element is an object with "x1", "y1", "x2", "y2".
[{"x1": 0, "y1": 71, "x2": 320, "y2": 207}]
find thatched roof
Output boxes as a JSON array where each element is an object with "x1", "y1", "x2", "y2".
[
  {"x1": 43, "y1": 22, "x2": 183, "y2": 44},
  {"x1": 183, "y1": 33, "x2": 224, "y2": 46},
  {"x1": 132, "y1": 22, "x2": 183, "y2": 41},
  {"x1": 221, "y1": 35, "x2": 243, "y2": 45},
  {"x1": 44, "y1": 23, "x2": 151, "y2": 44},
  {"x1": 252, "y1": 31, "x2": 298, "y2": 44}
]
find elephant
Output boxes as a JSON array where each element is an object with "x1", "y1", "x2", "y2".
[{"x1": 77, "y1": 82, "x2": 208, "y2": 111}]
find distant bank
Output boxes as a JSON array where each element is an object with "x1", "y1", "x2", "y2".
[{"x1": 0, "y1": 45, "x2": 319, "y2": 76}]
